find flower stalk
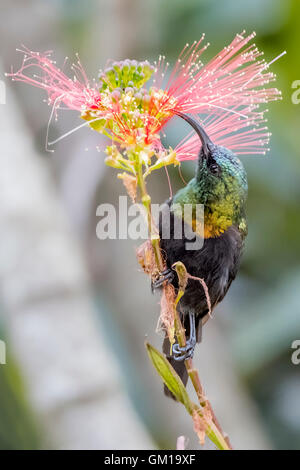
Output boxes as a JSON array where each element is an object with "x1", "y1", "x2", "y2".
[{"x1": 136, "y1": 163, "x2": 164, "y2": 273}]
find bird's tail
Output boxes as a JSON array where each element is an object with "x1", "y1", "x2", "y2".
[{"x1": 162, "y1": 334, "x2": 188, "y2": 400}]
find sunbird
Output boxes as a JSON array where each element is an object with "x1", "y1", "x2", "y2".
[{"x1": 154, "y1": 112, "x2": 248, "y2": 398}]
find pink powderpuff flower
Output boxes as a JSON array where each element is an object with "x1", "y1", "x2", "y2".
[{"x1": 8, "y1": 31, "x2": 285, "y2": 158}]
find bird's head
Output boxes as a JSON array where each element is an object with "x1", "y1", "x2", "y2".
[
  {"x1": 176, "y1": 111, "x2": 247, "y2": 192},
  {"x1": 174, "y1": 112, "x2": 248, "y2": 237}
]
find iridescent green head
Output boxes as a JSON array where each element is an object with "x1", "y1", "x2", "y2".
[{"x1": 173, "y1": 113, "x2": 248, "y2": 238}]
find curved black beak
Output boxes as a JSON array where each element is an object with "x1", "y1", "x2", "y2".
[{"x1": 175, "y1": 111, "x2": 212, "y2": 159}]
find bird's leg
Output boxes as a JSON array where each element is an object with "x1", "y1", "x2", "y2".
[
  {"x1": 172, "y1": 311, "x2": 196, "y2": 361},
  {"x1": 151, "y1": 268, "x2": 174, "y2": 291}
]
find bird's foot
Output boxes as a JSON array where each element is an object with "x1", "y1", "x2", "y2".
[
  {"x1": 151, "y1": 268, "x2": 174, "y2": 291},
  {"x1": 172, "y1": 311, "x2": 197, "y2": 361},
  {"x1": 172, "y1": 339, "x2": 196, "y2": 361}
]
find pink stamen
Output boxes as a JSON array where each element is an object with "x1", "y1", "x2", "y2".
[
  {"x1": 8, "y1": 32, "x2": 284, "y2": 158},
  {"x1": 8, "y1": 46, "x2": 101, "y2": 111}
]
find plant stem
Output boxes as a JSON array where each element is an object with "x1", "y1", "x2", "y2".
[
  {"x1": 137, "y1": 164, "x2": 164, "y2": 272},
  {"x1": 173, "y1": 266, "x2": 233, "y2": 449}
]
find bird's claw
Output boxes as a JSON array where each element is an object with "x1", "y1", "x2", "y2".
[
  {"x1": 172, "y1": 311, "x2": 196, "y2": 361},
  {"x1": 151, "y1": 268, "x2": 174, "y2": 292},
  {"x1": 172, "y1": 340, "x2": 195, "y2": 361}
]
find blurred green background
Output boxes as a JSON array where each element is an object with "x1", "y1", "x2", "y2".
[{"x1": 1, "y1": 0, "x2": 300, "y2": 450}]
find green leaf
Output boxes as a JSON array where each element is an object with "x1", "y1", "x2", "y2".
[{"x1": 145, "y1": 342, "x2": 193, "y2": 414}]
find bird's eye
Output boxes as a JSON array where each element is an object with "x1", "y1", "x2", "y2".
[{"x1": 210, "y1": 163, "x2": 220, "y2": 175}]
